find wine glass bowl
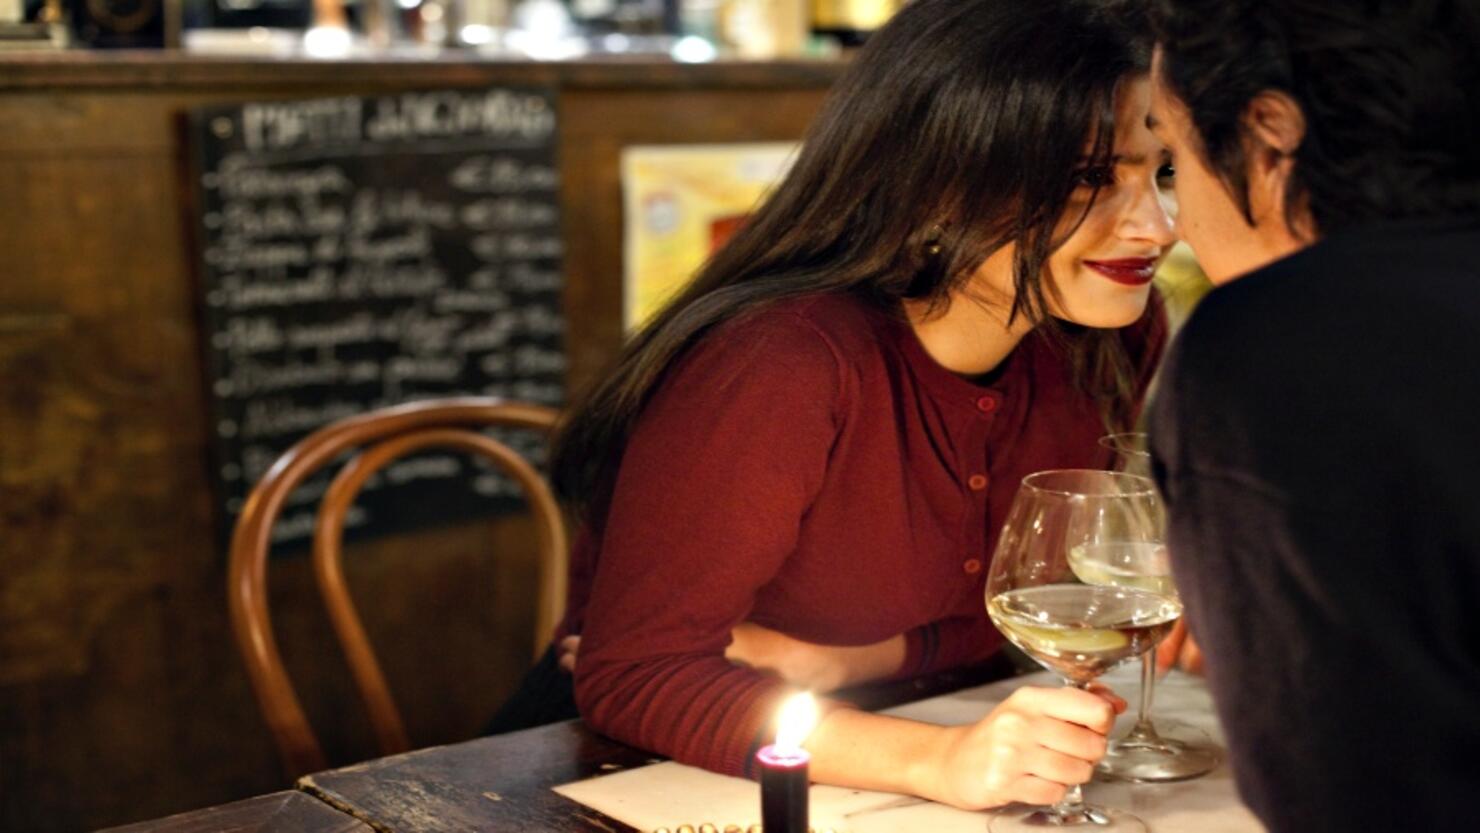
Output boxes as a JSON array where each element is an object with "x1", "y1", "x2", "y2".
[
  {"x1": 1098, "y1": 432, "x2": 1152, "y2": 477},
  {"x1": 987, "y1": 581, "x2": 1180, "y2": 683}
]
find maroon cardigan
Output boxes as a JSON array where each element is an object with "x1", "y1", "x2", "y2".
[{"x1": 559, "y1": 292, "x2": 1166, "y2": 777}]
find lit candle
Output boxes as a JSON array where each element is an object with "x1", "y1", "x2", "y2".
[{"x1": 756, "y1": 692, "x2": 817, "y2": 833}]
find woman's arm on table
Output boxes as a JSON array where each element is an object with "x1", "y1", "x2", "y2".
[
  {"x1": 559, "y1": 625, "x2": 905, "y2": 692},
  {"x1": 569, "y1": 632, "x2": 1124, "y2": 808},
  {"x1": 725, "y1": 623, "x2": 906, "y2": 692},
  {"x1": 727, "y1": 613, "x2": 1005, "y2": 690}
]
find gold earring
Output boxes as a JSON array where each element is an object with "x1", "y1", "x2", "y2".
[{"x1": 924, "y1": 223, "x2": 946, "y2": 256}]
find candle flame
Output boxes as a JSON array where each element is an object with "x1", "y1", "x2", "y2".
[{"x1": 774, "y1": 692, "x2": 818, "y2": 753}]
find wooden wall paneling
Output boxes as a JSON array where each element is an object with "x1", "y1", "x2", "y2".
[{"x1": 0, "y1": 60, "x2": 838, "y2": 831}]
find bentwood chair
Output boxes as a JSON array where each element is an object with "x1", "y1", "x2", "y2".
[{"x1": 226, "y1": 397, "x2": 567, "y2": 779}]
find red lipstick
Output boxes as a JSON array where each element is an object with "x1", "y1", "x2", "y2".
[{"x1": 1084, "y1": 257, "x2": 1157, "y2": 286}]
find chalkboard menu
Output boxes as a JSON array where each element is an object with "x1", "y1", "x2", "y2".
[{"x1": 189, "y1": 89, "x2": 564, "y2": 547}]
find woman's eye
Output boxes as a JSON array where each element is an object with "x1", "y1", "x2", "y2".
[
  {"x1": 1156, "y1": 162, "x2": 1177, "y2": 185},
  {"x1": 1074, "y1": 166, "x2": 1117, "y2": 188}
]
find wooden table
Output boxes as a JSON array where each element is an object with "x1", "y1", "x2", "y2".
[
  {"x1": 96, "y1": 791, "x2": 371, "y2": 833},
  {"x1": 300, "y1": 720, "x2": 650, "y2": 831},
  {"x1": 102, "y1": 656, "x2": 1265, "y2": 833},
  {"x1": 122, "y1": 656, "x2": 1219, "y2": 833},
  {"x1": 295, "y1": 659, "x2": 1016, "y2": 833}
]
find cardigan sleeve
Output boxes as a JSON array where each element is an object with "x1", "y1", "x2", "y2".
[
  {"x1": 572, "y1": 309, "x2": 848, "y2": 777},
  {"x1": 893, "y1": 615, "x2": 1005, "y2": 681}
]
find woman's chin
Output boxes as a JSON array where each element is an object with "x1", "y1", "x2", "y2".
[{"x1": 1056, "y1": 300, "x2": 1151, "y2": 330}]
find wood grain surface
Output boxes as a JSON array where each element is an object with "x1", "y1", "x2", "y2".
[
  {"x1": 294, "y1": 658, "x2": 1017, "y2": 833},
  {"x1": 97, "y1": 791, "x2": 372, "y2": 833}
]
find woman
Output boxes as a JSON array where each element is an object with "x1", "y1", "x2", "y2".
[{"x1": 517, "y1": 0, "x2": 1175, "y2": 810}]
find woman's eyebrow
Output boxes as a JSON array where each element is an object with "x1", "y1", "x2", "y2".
[{"x1": 1079, "y1": 153, "x2": 1150, "y2": 165}]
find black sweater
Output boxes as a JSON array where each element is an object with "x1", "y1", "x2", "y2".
[{"x1": 1149, "y1": 215, "x2": 1480, "y2": 833}]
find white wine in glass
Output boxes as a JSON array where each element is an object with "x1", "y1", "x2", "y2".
[
  {"x1": 1094, "y1": 432, "x2": 1222, "y2": 783},
  {"x1": 985, "y1": 469, "x2": 1175, "y2": 833},
  {"x1": 988, "y1": 583, "x2": 1179, "y2": 682}
]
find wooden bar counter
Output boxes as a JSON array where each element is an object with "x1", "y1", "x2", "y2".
[{"x1": 0, "y1": 52, "x2": 843, "y2": 832}]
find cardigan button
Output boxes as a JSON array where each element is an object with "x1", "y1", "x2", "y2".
[
  {"x1": 975, "y1": 396, "x2": 998, "y2": 413},
  {"x1": 968, "y1": 474, "x2": 988, "y2": 491},
  {"x1": 963, "y1": 559, "x2": 982, "y2": 575}
]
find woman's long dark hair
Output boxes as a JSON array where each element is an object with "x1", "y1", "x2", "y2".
[{"x1": 554, "y1": 0, "x2": 1151, "y2": 512}]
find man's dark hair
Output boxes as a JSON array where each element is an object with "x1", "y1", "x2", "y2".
[{"x1": 1151, "y1": 0, "x2": 1480, "y2": 234}]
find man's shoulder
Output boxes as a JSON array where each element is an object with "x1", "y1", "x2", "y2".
[
  {"x1": 1173, "y1": 218, "x2": 1480, "y2": 388},
  {"x1": 1154, "y1": 217, "x2": 1480, "y2": 478}
]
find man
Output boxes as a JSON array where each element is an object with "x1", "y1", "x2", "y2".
[{"x1": 1143, "y1": 1, "x2": 1480, "y2": 831}]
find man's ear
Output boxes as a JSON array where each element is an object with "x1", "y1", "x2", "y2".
[
  {"x1": 1242, "y1": 90, "x2": 1312, "y2": 238},
  {"x1": 1244, "y1": 90, "x2": 1306, "y2": 157}
]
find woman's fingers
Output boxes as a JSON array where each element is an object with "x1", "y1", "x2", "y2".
[
  {"x1": 1012, "y1": 686, "x2": 1117, "y2": 734},
  {"x1": 1156, "y1": 619, "x2": 1186, "y2": 674},
  {"x1": 1028, "y1": 714, "x2": 1109, "y2": 762},
  {"x1": 1085, "y1": 682, "x2": 1128, "y2": 714},
  {"x1": 1019, "y1": 744, "x2": 1097, "y2": 786},
  {"x1": 558, "y1": 635, "x2": 580, "y2": 672},
  {"x1": 1177, "y1": 631, "x2": 1205, "y2": 674},
  {"x1": 1155, "y1": 619, "x2": 1207, "y2": 675}
]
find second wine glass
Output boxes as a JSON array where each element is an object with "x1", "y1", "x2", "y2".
[{"x1": 1093, "y1": 432, "x2": 1221, "y2": 782}]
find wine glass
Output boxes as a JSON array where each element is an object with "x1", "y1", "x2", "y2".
[
  {"x1": 1093, "y1": 433, "x2": 1222, "y2": 782},
  {"x1": 985, "y1": 470, "x2": 1178, "y2": 833}
]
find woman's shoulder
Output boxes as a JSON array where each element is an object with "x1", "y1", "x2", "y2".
[
  {"x1": 659, "y1": 292, "x2": 892, "y2": 413},
  {"x1": 640, "y1": 294, "x2": 879, "y2": 434},
  {"x1": 716, "y1": 292, "x2": 893, "y2": 365}
]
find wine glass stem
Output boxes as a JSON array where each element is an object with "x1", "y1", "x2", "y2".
[
  {"x1": 1049, "y1": 681, "x2": 1094, "y2": 820},
  {"x1": 1051, "y1": 783, "x2": 1087, "y2": 820},
  {"x1": 1126, "y1": 650, "x2": 1162, "y2": 742}
]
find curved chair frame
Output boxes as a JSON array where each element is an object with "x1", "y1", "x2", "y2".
[{"x1": 227, "y1": 397, "x2": 565, "y2": 778}]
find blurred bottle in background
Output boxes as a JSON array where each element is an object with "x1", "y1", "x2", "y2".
[
  {"x1": 809, "y1": 0, "x2": 893, "y2": 47},
  {"x1": 718, "y1": 0, "x2": 803, "y2": 57},
  {"x1": 567, "y1": 0, "x2": 671, "y2": 34},
  {"x1": 67, "y1": 0, "x2": 166, "y2": 46}
]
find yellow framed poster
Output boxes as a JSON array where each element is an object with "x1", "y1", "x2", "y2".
[{"x1": 621, "y1": 143, "x2": 799, "y2": 330}]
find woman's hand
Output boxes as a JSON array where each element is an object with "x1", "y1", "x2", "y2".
[
  {"x1": 918, "y1": 685, "x2": 1126, "y2": 810},
  {"x1": 1155, "y1": 618, "x2": 1205, "y2": 675},
  {"x1": 724, "y1": 623, "x2": 905, "y2": 692},
  {"x1": 559, "y1": 624, "x2": 906, "y2": 692},
  {"x1": 558, "y1": 635, "x2": 581, "y2": 672}
]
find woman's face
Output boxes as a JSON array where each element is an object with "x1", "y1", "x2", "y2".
[{"x1": 975, "y1": 76, "x2": 1177, "y2": 328}]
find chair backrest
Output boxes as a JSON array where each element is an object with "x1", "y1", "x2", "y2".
[{"x1": 226, "y1": 397, "x2": 566, "y2": 779}]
